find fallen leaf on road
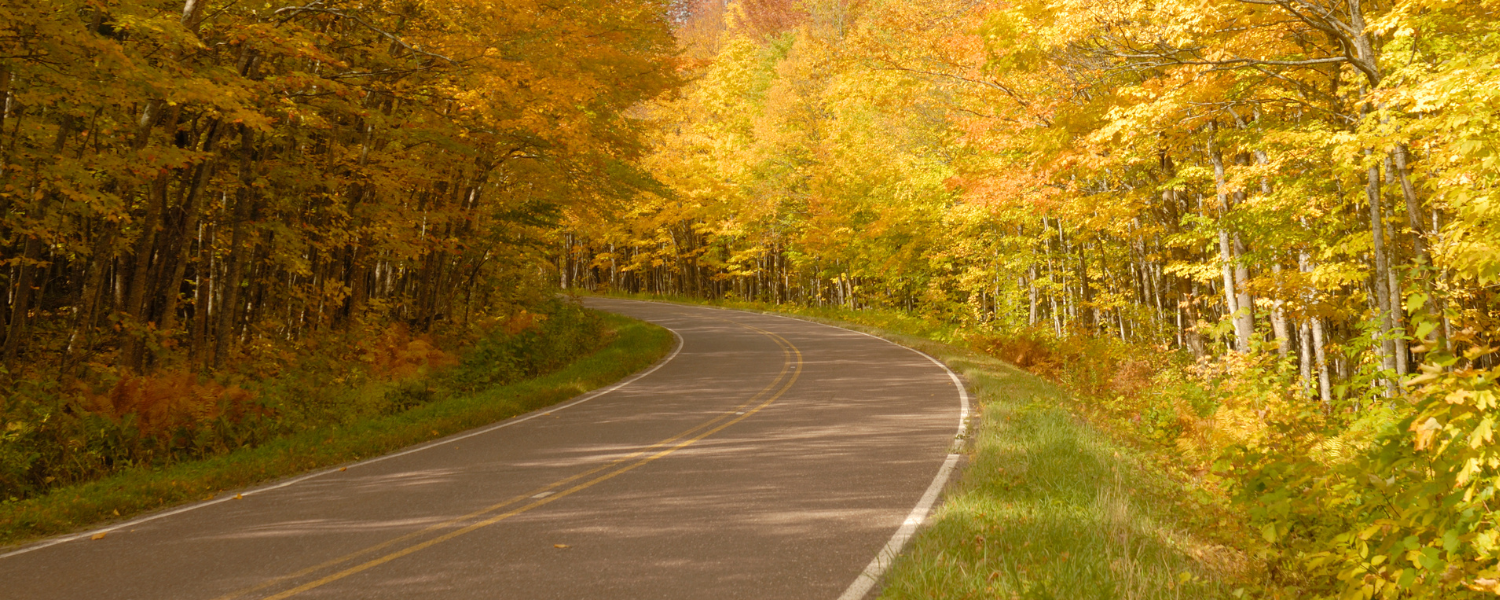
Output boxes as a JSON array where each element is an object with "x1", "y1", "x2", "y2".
[
  {"x1": 234, "y1": 493, "x2": 243, "y2": 500},
  {"x1": 91, "y1": 533, "x2": 106, "y2": 541},
  {"x1": 554, "y1": 544, "x2": 570, "y2": 549},
  {"x1": 340, "y1": 467, "x2": 347, "y2": 471}
]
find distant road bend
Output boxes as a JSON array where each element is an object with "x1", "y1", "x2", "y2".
[{"x1": 1, "y1": 299, "x2": 969, "y2": 600}]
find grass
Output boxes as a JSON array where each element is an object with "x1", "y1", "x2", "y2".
[
  {"x1": 0, "y1": 312, "x2": 674, "y2": 549},
  {"x1": 583, "y1": 292, "x2": 1253, "y2": 598},
  {"x1": 869, "y1": 335, "x2": 1249, "y2": 600}
]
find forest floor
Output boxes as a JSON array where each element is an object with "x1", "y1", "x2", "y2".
[
  {"x1": 586, "y1": 291, "x2": 1261, "y2": 599},
  {"x1": 0, "y1": 312, "x2": 675, "y2": 550}
]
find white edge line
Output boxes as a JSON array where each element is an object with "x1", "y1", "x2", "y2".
[
  {"x1": 0, "y1": 324, "x2": 685, "y2": 560},
  {"x1": 835, "y1": 349, "x2": 969, "y2": 600},
  {"x1": 610, "y1": 300, "x2": 972, "y2": 600}
]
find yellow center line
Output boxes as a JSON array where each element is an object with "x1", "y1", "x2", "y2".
[{"x1": 228, "y1": 323, "x2": 800, "y2": 600}]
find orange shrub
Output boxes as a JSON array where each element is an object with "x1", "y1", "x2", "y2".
[
  {"x1": 500, "y1": 310, "x2": 545, "y2": 335},
  {"x1": 1108, "y1": 356, "x2": 1158, "y2": 398},
  {"x1": 970, "y1": 331, "x2": 1062, "y2": 376},
  {"x1": 365, "y1": 323, "x2": 459, "y2": 380},
  {"x1": 86, "y1": 373, "x2": 259, "y2": 439},
  {"x1": 975, "y1": 332, "x2": 1168, "y2": 402}
]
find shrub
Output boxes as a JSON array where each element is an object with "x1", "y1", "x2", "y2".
[
  {"x1": 445, "y1": 300, "x2": 609, "y2": 393},
  {"x1": 0, "y1": 299, "x2": 611, "y2": 503},
  {"x1": 85, "y1": 373, "x2": 261, "y2": 443},
  {"x1": 366, "y1": 324, "x2": 459, "y2": 380}
]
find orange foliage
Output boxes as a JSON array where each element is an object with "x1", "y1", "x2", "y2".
[
  {"x1": 738, "y1": 0, "x2": 807, "y2": 38},
  {"x1": 972, "y1": 333, "x2": 1060, "y2": 374},
  {"x1": 1107, "y1": 357, "x2": 1157, "y2": 399},
  {"x1": 366, "y1": 324, "x2": 459, "y2": 380},
  {"x1": 499, "y1": 310, "x2": 546, "y2": 335},
  {"x1": 972, "y1": 332, "x2": 1159, "y2": 400},
  {"x1": 87, "y1": 374, "x2": 259, "y2": 439}
]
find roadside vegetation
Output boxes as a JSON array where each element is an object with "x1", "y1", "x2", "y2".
[
  {"x1": 562, "y1": 1, "x2": 1500, "y2": 597},
  {"x1": 879, "y1": 336, "x2": 1245, "y2": 599},
  {"x1": 595, "y1": 293, "x2": 1255, "y2": 597},
  {"x1": 1, "y1": 0, "x2": 679, "y2": 547},
  {"x1": 7, "y1": 0, "x2": 1499, "y2": 596},
  {"x1": 0, "y1": 304, "x2": 675, "y2": 547}
]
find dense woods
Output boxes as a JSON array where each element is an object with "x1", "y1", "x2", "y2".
[
  {"x1": 0, "y1": 0, "x2": 675, "y2": 375},
  {"x1": 7, "y1": 0, "x2": 1500, "y2": 595},
  {"x1": 0, "y1": 1, "x2": 675, "y2": 500},
  {"x1": 559, "y1": 0, "x2": 1500, "y2": 596}
]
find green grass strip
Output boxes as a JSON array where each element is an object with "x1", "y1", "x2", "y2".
[
  {"x1": 866, "y1": 334, "x2": 1247, "y2": 600},
  {"x1": 585, "y1": 293, "x2": 1250, "y2": 598},
  {"x1": 0, "y1": 312, "x2": 673, "y2": 549}
]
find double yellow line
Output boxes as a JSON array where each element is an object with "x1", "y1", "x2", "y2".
[{"x1": 219, "y1": 323, "x2": 802, "y2": 600}]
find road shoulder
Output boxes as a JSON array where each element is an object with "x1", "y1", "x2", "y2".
[{"x1": 0, "y1": 312, "x2": 675, "y2": 551}]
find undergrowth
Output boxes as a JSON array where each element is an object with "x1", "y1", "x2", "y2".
[
  {"x1": 600, "y1": 292, "x2": 1500, "y2": 599},
  {"x1": 809, "y1": 320, "x2": 1249, "y2": 599},
  {"x1": 0, "y1": 299, "x2": 614, "y2": 510},
  {"x1": 588, "y1": 292, "x2": 1254, "y2": 597}
]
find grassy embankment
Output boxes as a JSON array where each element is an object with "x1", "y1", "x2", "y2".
[
  {"x1": 592, "y1": 292, "x2": 1254, "y2": 599},
  {"x1": 0, "y1": 310, "x2": 674, "y2": 549}
]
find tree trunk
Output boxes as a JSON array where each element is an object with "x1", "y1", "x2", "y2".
[
  {"x1": 1298, "y1": 319, "x2": 1314, "y2": 395},
  {"x1": 1271, "y1": 263, "x2": 1290, "y2": 359},
  {"x1": 62, "y1": 224, "x2": 118, "y2": 373},
  {"x1": 158, "y1": 149, "x2": 216, "y2": 337},
  {"x1": 4, "y1": 117, "x2": 75, "y2": 366},
  {"x1": 2, "y1": 235, "x2": 42, "y2": 367},
  {"x1": 1233, "y1": 233, "x2": 1255, "y2": 347},
  {"x1": 214, "y1": 129, "x2": 258, "y2": 369},
  {"x1": 1208, "y1": 136, "x2": 1250, "y2": 352},
  {"x1": 1366, "y1": 156, "x2": 1398, "y2": 392},
  {"x1": 1392, "y1": 144, "x2": 1443, "y2": 352},
  {"x1": 1028, "y1": 264, "x2": 1039, "y2": 326},
  {"x1": 1299, "y1": 249, "x2": 1331, "y2": 404},
  {"x1": 1313, "y1": 315, "x2": 1332, "y2": 404},
  {"x1": 0, "y1": 62, "x2": 10, "y2": 150}
]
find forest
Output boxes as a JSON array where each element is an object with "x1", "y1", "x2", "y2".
[
  {"x1": 556, "y1": 0, "x2": 1500, "y2": 597},
  {"x1": 0, "y1": 0, "x2": 675, "y2": 513},
  {"x1": 0, "y1": 0, "x2": 675, "y2": 373},
  {"x1": 3, "y1": 0, "x2": 1499, "y2": 597}
]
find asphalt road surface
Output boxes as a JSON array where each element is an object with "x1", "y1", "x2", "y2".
[{"x1": 1, "y1": 299, "x2": 968, "y2": 600}]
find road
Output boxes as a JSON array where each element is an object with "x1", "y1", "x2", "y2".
[{"x1": 0, "y1": 299, "x2": 968, "y2": 599}]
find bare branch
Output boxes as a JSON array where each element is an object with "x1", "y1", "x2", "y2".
[{"x1": 867, "y1": 60, "x2": 1055, "y2": 127}]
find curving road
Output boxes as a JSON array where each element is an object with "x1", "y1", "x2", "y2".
[{"x1": 0, "y1": 300, "x2": 967, "y2": 599}]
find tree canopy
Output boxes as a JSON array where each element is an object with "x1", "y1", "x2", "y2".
[
  {"x1": 0, "y1": 0, "x2": 678, "y2": 375},
  {"x1": 559, "y1": 0, "x2": 1500, "y2": 596}
]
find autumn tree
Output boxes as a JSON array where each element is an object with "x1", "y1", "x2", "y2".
[{"x1": 0, "y1": 0, "x2": 678, "y2": 376}]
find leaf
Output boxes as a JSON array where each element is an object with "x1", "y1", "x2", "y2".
[
  {"x1": 1414, "y1": 321, "x2": 1438, "y2": 341},
  {"x1": 1414, "y1": 417, "x2": 1442, "y2": 450}
]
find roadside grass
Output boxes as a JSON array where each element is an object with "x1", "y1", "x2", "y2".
[
  {"x1": 872, "y1": 338, "x2": 1250, "y2": 600},
  {"x1": 0, "y1": 312, "x2": 673, "y2": 549},
  {"x1": 582, "y1": 292, "x2": 1254, "y2": 598}
]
